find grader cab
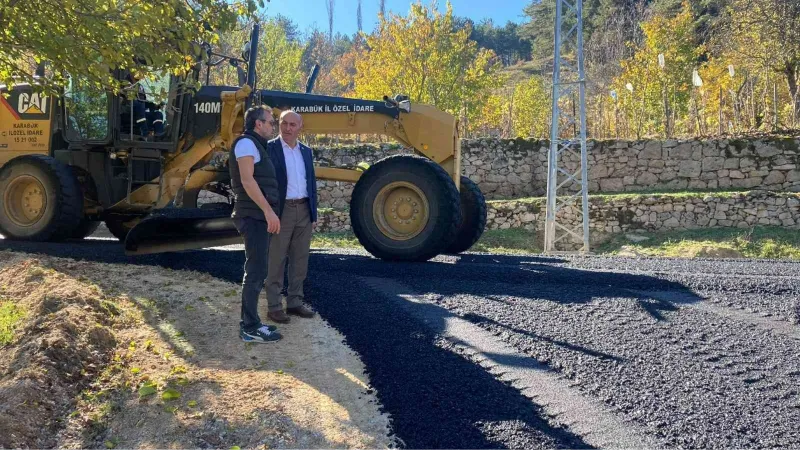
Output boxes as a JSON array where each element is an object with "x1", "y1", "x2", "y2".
[{"x1": 0, "y1": 25, "x2": 486, "y2": 261}]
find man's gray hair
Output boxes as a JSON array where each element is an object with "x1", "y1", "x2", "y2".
[{"x1": 244, "y1": 105, "x2": 271, "y2": 131}]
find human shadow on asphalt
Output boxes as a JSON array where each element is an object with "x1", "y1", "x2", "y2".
[
  {"x1": 460, "y1": 313, "x2": 625, "y2": 363},
  {"x1": 307, "y1": 250, "x2": 703, "y2": 318}
]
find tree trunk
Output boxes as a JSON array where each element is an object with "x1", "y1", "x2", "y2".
[{"x1": 786, "y1": 61, "x2": 800, "y2": 126}]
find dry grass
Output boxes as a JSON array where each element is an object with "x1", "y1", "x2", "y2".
[{"x1": 598, "y1": 226, "x2": 800, "y2": 259}]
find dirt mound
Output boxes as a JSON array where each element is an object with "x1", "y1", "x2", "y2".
[{"x1": 0, "y1": 258, "x2": 119, "y2": 448}]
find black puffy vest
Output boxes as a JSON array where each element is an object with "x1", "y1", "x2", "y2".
[{"x1": 229, "y1": 131, "x2": 280, "y2": 221}]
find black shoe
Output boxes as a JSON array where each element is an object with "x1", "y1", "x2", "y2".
[
  {"x1": 286, "y1": 304, "x2": 315, "y2": 318},
  {"x1": 240, "y1": 325, "x2": 282, "y2": 343}
]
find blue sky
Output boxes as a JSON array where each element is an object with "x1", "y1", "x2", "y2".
[{"x1": 263, "y1": 1, "x2": 528, "y2": 36}]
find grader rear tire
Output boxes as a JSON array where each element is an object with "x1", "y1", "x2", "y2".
[
  {"x1": 0, "y1": 155, "x2": 83, "y2": 241},
  {"x1": 445, "y1": 176, "x2": 487, "y2": 254},
  {"x1": 350, "y1": 155, "x2": 461, "y2": 261}
]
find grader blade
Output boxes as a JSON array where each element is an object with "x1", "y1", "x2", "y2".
[{"x1": 124, "y1": 209, "x2": 241, "y2": 256}]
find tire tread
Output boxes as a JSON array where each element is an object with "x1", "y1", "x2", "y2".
[{"x1": 446, "y1": 176, "x2": 487, "y2": 254}]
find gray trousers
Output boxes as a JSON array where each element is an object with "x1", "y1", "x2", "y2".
[{"x1": 266, "y1": 201, "x2": 312, "y2": 311}]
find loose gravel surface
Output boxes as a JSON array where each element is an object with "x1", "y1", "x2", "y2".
[{"x1": 2, "y1": 237, "x2": 799, "y2": 449}]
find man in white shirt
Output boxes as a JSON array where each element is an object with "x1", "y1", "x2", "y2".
[{"x1": 265, "y1": 110, "x2": 318, "y2": 323}]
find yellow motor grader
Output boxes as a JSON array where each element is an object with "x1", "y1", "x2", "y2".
[{"x1": 0, "y1": 25, "x2": 486, "y2": 261}]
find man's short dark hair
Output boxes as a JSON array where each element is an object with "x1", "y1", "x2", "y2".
[{"x1": 244, "y1": 105, "x2": 271, "y2": 131}]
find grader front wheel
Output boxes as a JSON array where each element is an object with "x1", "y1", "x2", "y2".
[{"x1": 350, "y1": 155, "x2": 461, "y2": 261}]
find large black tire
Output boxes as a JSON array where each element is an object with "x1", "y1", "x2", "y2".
[
  {"x1": 0, "y1": 155, "x2": 83, "y2": 241},
  {"x1": 445, "y1": 176, "x2": 487, "y2": 254},
  {"x1": 63, "y1": 167, "x2": 101, "y2": 240},
  {"x1": 350, "y1": 155, "x2": 461, "y2": 261}
]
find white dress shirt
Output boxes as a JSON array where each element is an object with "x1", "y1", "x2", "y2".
[{"x1": 280, "y1": 136, "x2": 308, "y2": 199}]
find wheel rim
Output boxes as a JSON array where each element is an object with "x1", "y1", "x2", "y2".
[
  {"x1": 373, "y1": 181, "x2": 430, "y2": 241},
  {"x1": 3, "y1": 175, "x2": 47, "y2": 227}
]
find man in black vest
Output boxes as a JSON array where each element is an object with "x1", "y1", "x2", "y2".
[{"x1": 230, "y1": 105, "x2": 283, "y2": 343}]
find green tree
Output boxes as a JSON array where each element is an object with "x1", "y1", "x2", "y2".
[
  {"x1": 253, "y1": 19, "x2": 305, "y2": 91},
  {"x1": 469, "y1": 19, "x2": 532, "y2": 66},
  {"x1": 351, "y1": 2, "x2": 503, "y2": 121},
  {"x1": 521, "y1": 0, "x2": 605, "y2": 66},
  {"x1": 205, "y1": 17, "x2": 304, "y2": 92},
  {"x1": 651, "y1": 0, "x2": 729, "y2": 42},
  {"x1": 0, "y1": 0, "x2": 260, "y2": 93}
]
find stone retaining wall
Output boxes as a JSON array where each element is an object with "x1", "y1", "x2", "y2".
[
  {"x1": 315, "y1": 191, "x2": 800, "y2": 249},
  {"x1": 308, "y1": 137, "x2": 800, "y2": 207}
]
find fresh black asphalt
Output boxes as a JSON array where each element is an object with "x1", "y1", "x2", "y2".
[{"x1": 2, "y1": 238, "x2": 798, "y2": 449}]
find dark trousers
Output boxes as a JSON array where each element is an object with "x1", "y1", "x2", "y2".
[
  {"x1": 234, "y1": 216, "x2": 271, "y2": 332},
  {"x1": 146, "y1": 110, "x2": 164, "y2": 134},
  {"x1": 132, "y1": 100, "x2": 148, "y2": 135}
]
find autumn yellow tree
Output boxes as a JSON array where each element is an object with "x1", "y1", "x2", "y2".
[
  {"x1": 301, "y1": 30, "x2": 357, "y2": 96},
  {"x1": 351, "y1": 2, "x2": 503, "y2": 121},
  {"x1": 511, "y1": 77, "x2": 550, "y2": 138},
  {"x1": 725, "y1": 0, "x2": 800, "y2": 126},
  {"x1": 612, "y1": 2, "x2": 701, "y2": 138},
  {"x1": 470, "y1": 92, "x2": 509, "y2": 137},
  {"x1": 330, "y1": 35, "x2": 366, "y2": 96}
]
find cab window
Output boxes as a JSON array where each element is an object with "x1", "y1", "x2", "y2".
[{"x1": 64, "y1": 77, "x2": 110, "y2": 141}]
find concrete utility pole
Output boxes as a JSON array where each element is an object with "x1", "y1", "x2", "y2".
[{"x1": 544, "y1": 0, "x2": 590, "y2": 253}]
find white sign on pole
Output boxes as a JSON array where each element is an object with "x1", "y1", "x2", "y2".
[{"x1": 692, "y1": 69, "x2": 703, "y2": 87}]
